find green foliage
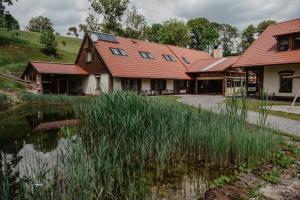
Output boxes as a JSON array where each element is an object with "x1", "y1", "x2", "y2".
[
  {"x1": 144, "y1": 23, "x2": 163, "y2": 43},
  {"x1": 0, "y1": 93, "x2": 7, "y2": 104},
  {"x1": 256, "y1": 20, "x2": 277, "y2": 34},
  {"x1": 273, "y1": 150, "x2": 293, "y2": 169},
  {"x1": 187, "y1": 18, "x2": 220, "y2": 51},
  {"x1": 89, "y1": 0, "x2": 129, "y2": 34},
  {"x1": 122, "y1": 6, "x2": 146, "y2": 39},
  {"x1": 67, "y1": 26, "x2": 79, "y2": 38},
  {"x1": 240, "y1": 24, "x2": 256, "y2": 52},
  {"x1": 0, "y1": 13, "x2": 19, "y2": 31},
  {"x1": 27, "y1": 16, "x2": 53, "y2": 32},
  {"x1": 210, "y1": 175, "x2": 231, "y2": 188},
  {"x1": 262, "y1": 168, "x2": 281, "y2": 184},
  {"x1": 40, "y1": 29, "x2": 58, "y2": 56},
  {"x1": 0, "y1": 0, "x2": 14, "y2": 15},
  {"x1": 78, "y1": 12, "x2": 102, "y2": 33},
  {"x1": 158, "y1": 19, "x2": 190, "y2": 47}
]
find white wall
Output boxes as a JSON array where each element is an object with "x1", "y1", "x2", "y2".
[
  {"x1": 264, "y1": 64, "x2": 300, "y2": 97},
  {"x1": 82, "y1": 75, "x2": 98, "y2": 95},
  {"x1": 100, "y1": 74, "x2": 110, "y2": 93},
  {"x1": 166, "y1": 80, "x2": 174, "y2": 90},
  {"x1": 142, "y1": 79, "x2": 151, "y2": 90},
  {"x1": 113, "y1": 77, "x2": 122, "y2": 91}
]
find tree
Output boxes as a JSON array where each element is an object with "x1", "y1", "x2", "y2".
[
  {"x1": 240, "y1": 24, "x2": 256, "y2": 52},
  {"x1": 68, "y1": 26, "x2": 79, "y2": 38},
  {"x1": 123, "y1": 6, "x2": 146, "y2": 39},
  {"x1": 256, "y1": 20, "x2": 276, "y2": 35},
  {"x1": 144, "y1": 23, "x2": 163, "y2": 43},
  {"x1": 79, "y1": 12, "x2": 102, "y2": 33},
  {"x1": 0, "y1": 0, "x2": 14, "y2": 15},
  {"x1": 0, "y1": 12, "x2": 19, "y2": 30},
  {"x1": 157, "y1": 19, "x2": 190, "y2": 47},
  {"x1": 27, "y1": 16, "x2": 54, "y2": 32},
  {"x1": 187, "y1": 18, "x2": 220, "y2": 52},
  {"x1": 40, "y1": 29, "x2": 57, "y2": 56},
  {"x1": 89, "y1": 0, "x2": 129, "y2": 34},
  {"x1": 219, "y1": 23, "x2": 238, "y2": 56}
]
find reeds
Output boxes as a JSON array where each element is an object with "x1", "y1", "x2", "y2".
[{"x1": 2, "y1": 92, "x2": 281, "y2": 199}]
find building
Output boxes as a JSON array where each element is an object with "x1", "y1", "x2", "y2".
[
  {"x1": 234, "y1": 18, "x2": 300, "y2": 99},
  {"x1": 22, "y1": 31, "x2": 243, "y2": 96}
]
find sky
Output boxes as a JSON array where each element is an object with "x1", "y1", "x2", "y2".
[{"x1": 7, "y1": 0, "x2": 300, "y2": 36}]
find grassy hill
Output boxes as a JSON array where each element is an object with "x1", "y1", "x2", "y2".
[{"x1": 0, "y1": 29, "x2": 82, "y2": 74}]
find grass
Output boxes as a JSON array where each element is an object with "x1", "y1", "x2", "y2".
[
  {"x1": 0, "y1": 29, "x2": 81, "y2": 74},
  {"x1": 240, "y1": 98, "x2": 300, "y2": 121},
  {"x1": 20, "y1": 93, "x2": 92, "y2": 105},
  {"x1": 1, "y1": 92, "x2": 283, "y2": 199}
]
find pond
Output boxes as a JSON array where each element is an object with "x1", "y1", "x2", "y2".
[{"x1": 0, "y1": 104, "x2": 231, "y2": 199}]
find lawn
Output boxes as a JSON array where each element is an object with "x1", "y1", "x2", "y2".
[
  {"x1": 0, "y1": 29, "x2": 81, "y2": 74},
  {"x1": 245, "y1": 99, "x2": 300, "y2": 121}
]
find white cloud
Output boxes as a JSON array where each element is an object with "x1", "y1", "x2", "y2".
[{"x1": 7, "y1": 0, "x2": 300, "y2": 35}]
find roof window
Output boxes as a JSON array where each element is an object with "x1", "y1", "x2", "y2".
[
  {"x1": 163, "y1": 54, "x2": 176, "y2": 62},
  {"x1": 278, "y1": 36, "x2": 289, "y2": 51},
  {"x1": 294, "y1": 34, "x2": 300, "y2": 49},
  {"x1": 182, "y1": 57, "x2": 190, "y2": 64},
  {"x1": 139, "y1": 51, "x2": 154, "y2": 59},
  {"x1": 110, "y1": 48, "x2": 128, "y2": 56}
]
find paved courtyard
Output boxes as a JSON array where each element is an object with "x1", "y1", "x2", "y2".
[{"x1": 177, "y1": 95, "x2": 300, "y2": 136}]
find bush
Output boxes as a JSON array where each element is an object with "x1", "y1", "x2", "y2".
[
  {"x1": 262, "y1": 168, "x2": 281, "y2": 184},
  {"x1": 40, "y1": 29, "x2": 57, "y2": 56}
]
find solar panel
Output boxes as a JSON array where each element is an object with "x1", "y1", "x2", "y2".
[{"x1": 90, "y1": 32, "x2": 118, "y2": 43}]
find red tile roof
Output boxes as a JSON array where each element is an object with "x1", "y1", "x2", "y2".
[
  {"x1": 187, "y1": 56, "x2": 240, "y2": 73},
  {"x1": 234, "y1": 18, "x2": 300, "y2": 68},
  {"x1": 91, "y1": 33, "x2": 211, "y2": 80},
  {"x1": 29, "y1": 61, "x2": 89, "y2": 75}
]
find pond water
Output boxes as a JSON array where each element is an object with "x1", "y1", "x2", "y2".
[{"x1": 0, "y1": 104, "x2": 231, "y2": 199}]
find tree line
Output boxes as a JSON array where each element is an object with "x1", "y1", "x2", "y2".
[{"x1": 1, "y1": 0, "x2": 277, "y2": 57}]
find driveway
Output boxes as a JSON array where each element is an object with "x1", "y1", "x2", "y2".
[{"x1": 177, "y1": 95, "x2": 300, "y2": 136}]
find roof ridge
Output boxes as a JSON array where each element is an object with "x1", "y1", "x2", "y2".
[
  {"x1": 271, "y1": 17, "x2": 300, "y2": 26},
  {"x1": 201, "y1": 58, "x2": 228, "y2": 72}
]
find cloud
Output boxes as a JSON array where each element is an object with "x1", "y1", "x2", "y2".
[{"x1": 7, "y1": 0, "x2": 300, "y2": 35}]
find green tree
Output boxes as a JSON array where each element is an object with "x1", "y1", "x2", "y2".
[
  {"x1": 40, "y1": 29, "x2": 57, "y2": 56},
  {"x1": 68, "y1": 26, "x2": 79, "y2": 38},
  {"x1": 240, "y1": 24, "x2": 256, "y2": 52},
  {"x1": 187, "y1": 17, "x2": 220, "y2": 51},
  {"x1": 144, "y1": 23, "x2": 163, "y2": 43},
  {"x1": 27, "y1": 16, "x2": 54, "y2": 32},
  {"x1": 158, "y1": 19, "x2": 190, "y2": 47},
  {"x1": 79, "y1": 12, "x2": 102, "y2": 33},
  {"x1": 89, "y1": 0, "x2": 129, "y2": 34},
  {"x1": 256, "y1": 19, "x2": 276, "y2": 34},
  {"x1": 123, "y1": 6, "x2": 146, "y2": 39},
  {"x1": 0, "y1": 0, "x2": 14, "y2": 15},
  {"x1": 0, "y1": 12, "x2": 19, "y2": 30},
  {"x1": 219, "y1": 23, "x2": 238, "y2": 56}
]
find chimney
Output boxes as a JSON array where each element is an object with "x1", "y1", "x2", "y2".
[{"x1": 213, "y1": 47, "x2": 223, "y2": 58}]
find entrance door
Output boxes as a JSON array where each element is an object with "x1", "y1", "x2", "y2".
[
  {"x1": 197, "y1": 80, "x2": 223, "y2": 94},
  {"x1": 57, "y1": 79, "x2": 68, "y2": 94}
]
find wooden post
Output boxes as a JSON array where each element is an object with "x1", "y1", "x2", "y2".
[{"x1": 245, "y1": 68, "x2": 249, "y2": 97}]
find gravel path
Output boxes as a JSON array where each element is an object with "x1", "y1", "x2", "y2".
[{"x1": 177, "y1": 95, "x2": 300, "y2": 136}]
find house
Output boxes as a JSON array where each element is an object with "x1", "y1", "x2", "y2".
[
  {"x1": 22, "y1": 31, "x2": 244, "y2": 96},
  {"x1": 234, "y1": 18, "x2": 300, "y2": 99},
  {"x1": 186, "y1": 56, "x2": 244, "y2": 96}
]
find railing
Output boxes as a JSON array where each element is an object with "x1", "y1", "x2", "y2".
[
  {"x1": 141, "y1": 90, "x2": 187, "y2": 96},
  {"x1": 0, "y1": 71, "x2": 37, "y2": 91}
]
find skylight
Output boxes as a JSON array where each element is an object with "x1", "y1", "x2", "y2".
[
  {"x1": 182, "y1": 57, "x2": 190, "y2": 64},
  {"x1": 163, "y1": 54, "x2": 176, "y2": 62},
  {"x1": 110, "y1": 48, "x2": 128, "y2": 56},
  {"x1": 139, "y1": 51, "x2": 154, "y2": 59}
]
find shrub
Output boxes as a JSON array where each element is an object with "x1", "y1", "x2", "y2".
[
  {"x1": 210, "y1": 175, "x2": 231, "y2": 188},
  {"x1": 262, "y1": 168, "x2": 281, "y2": 184}
]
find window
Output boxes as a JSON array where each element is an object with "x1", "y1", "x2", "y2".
[
  {"x1": 121, "y1": 79, "x2": 140, "y2": 91},
  {"x1": 163, "y1": 54, "x2": 176, "y2": 62},
  {"x1": 139, "y1": 51, "x2": 154, "y2": 59},
  {"x1": 150, "y1": 79, "x2": 166, "y2": 90},
  {"x1": 294, "y1": 34, "x2": 300, "y2": 49},
  {"x1": 175, "y1": 80, "x2": 187, "y2": 90},
  {"x1": 278, "y1": 36, "x2": 289, "y2": 51},
  {"x1": 110, "y1": 48, "x2": 127, "y2": 56},
  {"x1": 182, "y1": 57, "x2": 190, "y2": 64},
  {"x1": 87, "y1": 50, "x2": 92, "y2": 63},
  {"x1": 279, "y1": 70, "x2": 294, "y2": 93}
]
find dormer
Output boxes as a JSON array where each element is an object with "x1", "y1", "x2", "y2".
[{"x1": 275, "y1": 31, "x2": 300, "y2": 51}]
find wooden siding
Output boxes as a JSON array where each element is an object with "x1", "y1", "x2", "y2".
[{"x1": 76, "y1": 36, "x2": 110, "y2": 75}]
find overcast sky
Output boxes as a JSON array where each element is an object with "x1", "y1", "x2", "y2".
[{"x1": 7, "y1": 0, "x2": 300, "y2": 36}]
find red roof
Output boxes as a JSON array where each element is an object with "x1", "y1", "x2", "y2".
[
  {"x1": 234, "y1": 18, "x2": 300, "y2": 67},
  {"x1": 29, "y1": 61, "x2": 89, "y2": 75},
  {"x1": 91, "y1": 34, "x2": 211, "y2": 80},
  {"x1": 187, "y1": 56, "x2": 240, "y2": 73}
]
